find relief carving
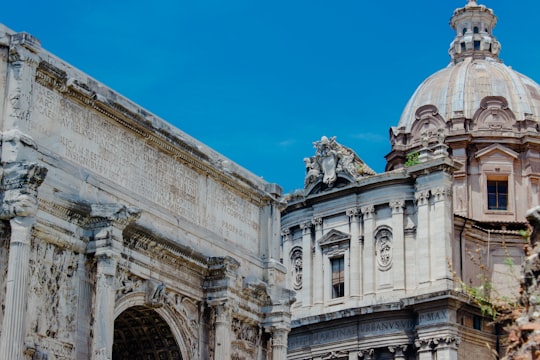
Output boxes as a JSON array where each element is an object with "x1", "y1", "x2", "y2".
[
  {"x1": 115, "y1": 268, "x2": 143, "y2": 300},
  {"x1": 27, "y1": 240, "x2": 78, "y2": 344},
  {"x1": 375, "y1": 227, "x2": 393, "y2": 271},
  {"x1": 290, "y1": 248, "x2": 303, "y2": 290}
]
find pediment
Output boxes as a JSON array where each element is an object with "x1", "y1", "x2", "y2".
[
  {"x1": 318, "y1": 229, "x2": 350, "y2": 247},
  {"x1": 474, "y1": 144, "x2": 518, "y2": 160}
]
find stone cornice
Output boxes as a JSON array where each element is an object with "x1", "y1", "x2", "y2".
[{"x1": 34, "y1": 63, "x2": 275, "y2": 207}]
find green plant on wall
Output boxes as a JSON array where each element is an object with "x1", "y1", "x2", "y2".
[{"x1": 404, "y1": 151, "x2": 420, "y2": 167}]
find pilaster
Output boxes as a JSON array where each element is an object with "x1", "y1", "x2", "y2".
[
  {"x1": 431, "y1": 186, "x2": 453, "y2": 282},
  {"x1": 347, "y1": 207, "x2": 361, "y2": 299},
  {"x1": 361, "y1": 206, "x2": 375, "y2": 297},
  {"x1": 415, "y1": 190, "x2": 431, "y2": 285},
  {"x1": 390, "y1": 200, "x2": 405, "y2": 290},
  {"x1": 312, "y1": 217, "x2": 324, "y2": 306},
  {"x1": 300, "y1": 221, "x2": 313, "y2": 307}
]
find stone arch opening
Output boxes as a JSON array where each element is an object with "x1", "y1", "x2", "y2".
[{"x1": 113, "y1": 305, "x2": 182, "y2": 360}]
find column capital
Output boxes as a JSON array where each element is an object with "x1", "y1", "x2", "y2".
[
  {"x1": 388, "y1": 344, "x2": 407, "y2": 356},
  {"x1": 0, "y1": 161, "x2": 47, "y2": 219},
  {"x1": 299, "y1": 221, "x2": 313, "y2": 234},
  {"x1": 312, "y1": 217, "x2": 323, "y2": 229},
  {"x1": 281, "y1": 228, "x2": 291, "y2": 240},
  {"x1": 346, "y1": 207, "x2": 361, "y2": 219},
  {"x1": 389, "y1": 200, "x2": 405, "y2": 214},
  {"x1": 432, "y1": 186, "x2": 452, "y2": 202},
  {"x1": 361, "y1": 205, "x2": 375, "y2": 218},
  {"x1": 433, "y1": 335, "x2": 460, "y2": 350},
  {"x1": 415, "y1": 190, "x2": 430, "y2": 206},
  {"x1": 414, "y1": 337, "x2": 433, "y2": 352}
]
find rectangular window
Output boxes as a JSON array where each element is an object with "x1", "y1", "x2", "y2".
[
  {"x1": 487, "y1": 179, "x2": 508, "y2": 210},
  {"x1": 331, "y1": 257, "x2": 345, "y2": 298}
]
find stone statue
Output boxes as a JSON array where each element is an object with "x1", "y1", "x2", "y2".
[{"x1": 304, "y1": 136, "x2": 375, "y2": 189}]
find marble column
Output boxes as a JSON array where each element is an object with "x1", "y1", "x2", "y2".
[
  {"x1": 212, "y1": 302, "x2": 232, "y2": 359},
  {"x1": 300, "y1": 221, "x2": 313, "y2": 307},
  {"x1": 0, "y1": 161, "x2": 47, "y2": 360},
  {"x1": 415, "y1": 191, "x2": 431, "y2": 285},
  {"x1": 270, "y1": 327, "x2": 290, "y2": 360},
  {"x1": 361, "y1": 206, "x2": 375, "y2": 297},
  {"x1": 390, "y1": 200, "x2": 405, "y2": 290},
  {"x1": 347, "y1": 207, "x2": 361, "y2": 299},
  {"x1": 87, "y1": 204, "x2": 141, "y2": 360},
  {"x1": 312, "y1": 217, "x2": 324, "y2": 306}
]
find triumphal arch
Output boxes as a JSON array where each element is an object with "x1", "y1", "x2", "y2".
[{"x1": 0, "y1": 25, "x2": 293, "y2": 359}]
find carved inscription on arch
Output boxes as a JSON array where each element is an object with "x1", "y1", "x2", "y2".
[{"x1": 31, "y1": 84, "x2": 261, "y2": 249}]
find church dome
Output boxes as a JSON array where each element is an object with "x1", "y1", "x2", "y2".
[{"x1": 397, "y1": 0, "x2": 540, "y2": 133}]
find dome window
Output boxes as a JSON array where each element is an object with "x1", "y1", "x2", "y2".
[
  {"x1": 462, "y1": 28, "x2": 467, "y2": 35},
  {"x1": 474, "y1": 26, "x2": 479, "y2": 34}
]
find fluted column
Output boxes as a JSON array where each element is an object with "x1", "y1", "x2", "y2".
[
  {"x1": 312, "y1": 217, "x2": 324, "y2": 306},
  {"x1": 270, "y1": 327, "x2": 290, "y2": 360},
  {"x1": 390, "y1": 200, "x2": 405, "y2": 290},
  {"x1": 0, "y1": 161, "x2": 47, "y2": 360},
  {"x1": 361, "y1": 206, "x2": 375, "y2": 297},
  {"x1": 347, "y1": 207, "x2": 361, "y2": 299},
  {"x1": 300, "y1": 221, "x2": 313, "y2": 307},
  {"x1": 415, "y1": 191, "x2": 431, "y2": 285},
  {"x1": 87, "y1": 204, "x2": 141, "y2": 360},
  {"x1": 212, "y1": 302, "x2": 232, "y2": 359}
]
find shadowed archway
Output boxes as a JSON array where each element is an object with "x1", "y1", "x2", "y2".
[{"x1": 113, "y1": 305, "x2": 182, "y2": 360}]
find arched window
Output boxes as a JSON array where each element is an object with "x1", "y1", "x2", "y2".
[
  {"x1": 462, "y1": 28, "x2": 467, "y2": 35},
  {"x1": 473, "y1": 26, "x2": 479, "y2": 34}
]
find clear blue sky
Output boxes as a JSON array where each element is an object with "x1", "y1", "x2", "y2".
[{"x1": 2, "y1": 1, "x2": 539, "y2": 193}]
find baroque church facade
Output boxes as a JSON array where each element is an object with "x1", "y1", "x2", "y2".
[
  {"x1": 281, "y1": 1, "x2": 540, "y2": 359},
  {"x1": 0, "y1": 1, "x2": 539, "y2": 360}
]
